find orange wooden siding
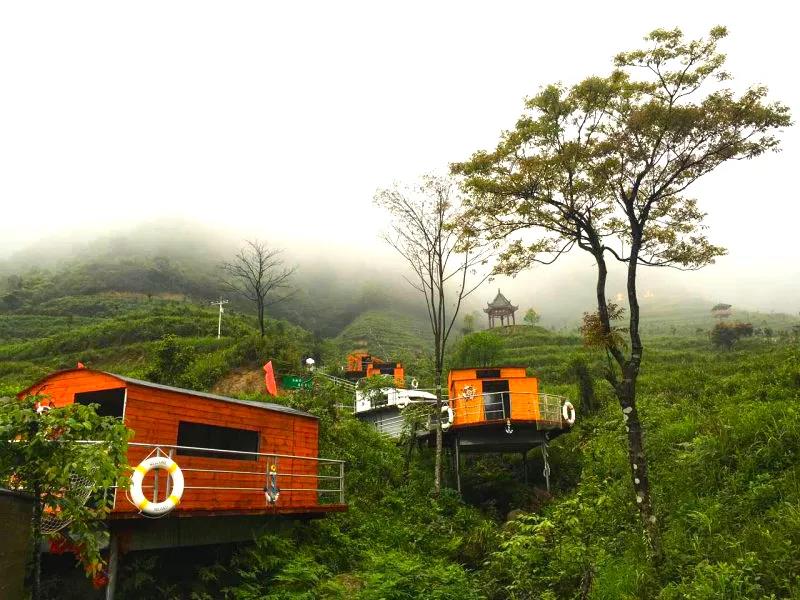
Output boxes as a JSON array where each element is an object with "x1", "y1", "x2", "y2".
[
  {"x1": 447, "y1": 367, "x2": 540, "y2": 427},
  {"x1": 346, "y1": 353, "x2": 405, "y2": 387},
  {"x1": 18, "y1": 370, "x2": 328, "y2": 516}
]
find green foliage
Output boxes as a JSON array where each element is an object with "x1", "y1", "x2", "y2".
[
  {"x1": 565, "y1": 356, "x2": 598, "y2": 414},
  {"x1": 523, "y1": 308, "x2": 541, "y2": 326},
  {"x1": 452, "y1": 331, "x2": 504, "y2": 368},
  {"x1": 357, "y1": 550, "x2": 482, "y2": 600},
  {"x1": 145, "y1": 335, "x2": 196, "y2": 386},
  {"x1": 0, "y1": 396, "x2": 130, "y2": 583},
  {"x1": 710, "y1": 321, "x2": 754, "y2": 350}
]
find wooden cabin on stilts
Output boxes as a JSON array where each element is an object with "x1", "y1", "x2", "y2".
[
  {"x1": 441, "y1": 366, "x2": 574, "y2": 494},
  {"x1": 17, "y1": 368, "x2": 346, "y2": 598}
]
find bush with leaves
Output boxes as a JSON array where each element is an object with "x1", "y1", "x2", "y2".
[
  {"x1": 0, "y1": 396, "x2": 130, "y2": 598},
  {"x1": 710, "y1": 321, "x2": 754, "y2": 350},
  {"x1": 452, "y1": 331, "x2": 504, "y2": 368}
]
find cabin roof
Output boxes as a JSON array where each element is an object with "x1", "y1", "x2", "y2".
[
  {"x1": 449, "y1": 365, "x2": 530, "y2": 373},
  {"x1": 19, "y1": 369, "x2": 316, "y2": 419}
]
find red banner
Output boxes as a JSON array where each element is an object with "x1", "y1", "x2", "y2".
[{"x1": 263, "y1": 361, "x2": 278, "y2": 396}]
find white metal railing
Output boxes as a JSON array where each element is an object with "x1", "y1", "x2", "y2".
[
  {"x1": 313, "y1": 372, "x2": 358, "y2": 412},
  {"x1": 355, "y1": 391, "x2": 569, "y2": 438},
  {"x1": 125, "y1": 442, "x2": 345, "y2": 506},
  {"x1": 447, "y1": 391, "x2": 566, "y2": 429}
]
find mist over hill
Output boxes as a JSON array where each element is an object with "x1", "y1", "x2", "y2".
[{"x1": 2, "y1": 220, "x2": 798, "y2": 338}]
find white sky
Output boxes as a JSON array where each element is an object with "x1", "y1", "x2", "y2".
[{"x1": 1, "y1": 1, "x2": 798, "y2": 310}]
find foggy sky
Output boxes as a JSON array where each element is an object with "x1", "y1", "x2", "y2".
[{"x1": 1, "y1": 1, "x2": 798, "y2": 313}]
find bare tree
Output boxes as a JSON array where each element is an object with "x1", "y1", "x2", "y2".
[
  {"x1": 221, "y1": 240, "x2": 296, "y2": 337},
  {"x1": 375, "y1": 175, "x2": 490, "y2": 494}
]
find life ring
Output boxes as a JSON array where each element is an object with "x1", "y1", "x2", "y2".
[
  {"x1": 411, "y1": 378, "x2": 419, "y2": 389},
  {"x1": 462, "y1": 385, "x2": 476, "y2": 400},
  {"x1": 129, "y1": 456, "x2": 184, "y2": 516},
  {"x1": 562, "y1": 401, "x2": 576, "y2": 426},
  {"x1": 440, "y1": 405, "x2": 454, "y2": 431}
]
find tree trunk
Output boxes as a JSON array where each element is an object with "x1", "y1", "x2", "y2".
[
  {"x1": 433, "y1": 368, "x2": 443, "y2": 496},
  {"x1": 620, "y1": 241, "x2": 661, "y2": 561},
  {"x1": 403, "y1": 431, "x2": 415, "y2": 478},
  {"x1": 257, "y1": 300, "x2": 265, "y2": 337},
  {"x1": 30, "y1": 483, "x2": 42, "y2": 600},
  {"x1": 618, "y1": 387, "x2": 660, "y2": 559},
  {"x1": 593, "y1": 243, "x2": 661, "y2": 560}
]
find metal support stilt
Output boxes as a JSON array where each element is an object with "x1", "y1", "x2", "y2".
[
  {"x1": 454, "y1": 437, "x2": 461, "y2": 495},
  {"x1": 541, "y1": 442, "x2": 550, "y2": 493},
  {"x1": 105, "y1": 531, "x2": 118, "y2": 600}
]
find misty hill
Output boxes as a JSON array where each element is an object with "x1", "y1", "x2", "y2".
[
  {"x1": 0, "y1": 222, "x2": 429, "y2": 338},
  {"x1": 328, "y1": 309, "x2": 433, "y2": 362},
  {"x1": 2, "y1": 223, "x2": 798, "y2": 348}
]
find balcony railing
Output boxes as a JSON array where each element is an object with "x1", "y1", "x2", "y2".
[
  {"x1": 119, "y1": 442, "x2": 345, "y2": 511},
  {"x1": 448, "y1": 391, "x2": 566, "y2": 429}
]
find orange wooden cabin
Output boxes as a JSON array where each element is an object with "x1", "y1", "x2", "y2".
[
  {"x1": 449, "y1": 366, "x2": 543, "y2": 426},
  {"x1": 441, "y1": 366, "x2": 573, "y2": 493},
  {"x1": 443, "y1": 366, "x2": 570, "y2": 452},
  {"x1": 18, "y1": 368, "x2": 346, "y2": 519},
  {"x1": 344, "y1": 352, "x2": 404, "y2": 387}
]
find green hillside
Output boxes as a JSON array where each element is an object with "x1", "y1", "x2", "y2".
[
  {"x1": 3, "y1": 276, "x2": 800, "y2": 598},
  {"x1": 0, "y1": 299, "x2": 314, "y2": 398},
  {"x1": 328, "y1": 309, "x2": 433, "y2": 362}
]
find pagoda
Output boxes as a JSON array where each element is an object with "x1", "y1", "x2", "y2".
[{"x1": 484, "y1": 289, "x2": 518, "y2": 328}]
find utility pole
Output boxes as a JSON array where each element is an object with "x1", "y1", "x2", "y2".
[{"x1": 211, "y1": 298, "x2": 229, "y2": 339}]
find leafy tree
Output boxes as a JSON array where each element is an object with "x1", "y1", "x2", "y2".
[
  {"x1": 452, "y1": 331, "x2": 504, "y2": 367},
  {"x1": 461, "y1": 312, "x2": 477, "y2": 335},
  {"x1": 523, "y1": 308, "x2": 541, "y2": 326},
  {"x1": 0, "y1": 396, "x2": 129, "y2": 598},
  {"x1": 452, "y1": 26, "x2": 790, "y2": 558},
  {"x1": 145, "y1": 334, "x2": 196, "y2": 386},
  {"x1": 711, "y1": 321, "x2": 754, "y2": 350},
  {"x1": 566, "y1": 356, "x2": 598, "y2": 414},
  {"x1": 221, "y1": 240, "x2": 296, "y2": 337},
  {"x1": 375, "y1": 175, "x2": 490, "y2": 494}
]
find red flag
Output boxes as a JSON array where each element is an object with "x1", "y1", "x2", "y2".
[
  {"x1": 263, "y1": 361, "x2": 278, "y2": 396},
  {"x1": 77, "y1": 362, "x2": 86, "y2": 369}
]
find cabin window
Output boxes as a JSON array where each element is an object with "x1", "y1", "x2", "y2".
[
  {"x1": 481, "y1": 380, "x2": 511, "y2": 420},
  {"x1": 476, "y1": 369, "x2": 501, "y2": 379},
  {"x1": 176, "y1": 421, "x2": 260, "y2": 461},
  {"x1": 377, "y1": 364, "x2": 397, "y2": 375},
  {"x1": 74, "y1": 388, "x2": 125, "y2": 418}
]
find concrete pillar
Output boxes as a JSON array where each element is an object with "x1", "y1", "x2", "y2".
[
  {"x1": 105, "y1": 531, "x2": 119, "y2": 600},
  {"x1": 454, "y1": 438, "x2": 461, "y2": 495}
]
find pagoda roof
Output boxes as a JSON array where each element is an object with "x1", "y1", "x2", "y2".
[{"x1": 485, "y1": 289, "x2": 518, "y2": 311}]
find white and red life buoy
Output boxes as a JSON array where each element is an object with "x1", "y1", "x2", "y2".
[
  {"x1": 129, "y1": 456, "x2": 184, "y2": 516},
  {"x1": 562, "y1": 401, "x2": 576, "y2": 426},
  {"x1": 440, "y1": 405, "x2": 454, "y2": 430}
]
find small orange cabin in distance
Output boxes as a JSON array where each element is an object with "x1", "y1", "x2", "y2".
[
  {"x1": 345, "y1": 352, "x2": 405, "y2": 387},
  {"x1": 18, "y1": 368, "x2": 346, "y2": 519}
]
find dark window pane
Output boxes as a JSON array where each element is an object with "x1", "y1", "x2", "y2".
[
  {"x1": 176, "y1": 421, "x2": 260, "y2": 461},
  {"x1": 74, "y1": 388, "x2": 125, "y2": 418},
  {"x1": 481, "y1": 380, "x2": 510, "y2": 420},
  {"x1": 476, "y1": 369, "x2": 501, "y2": 379}
]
